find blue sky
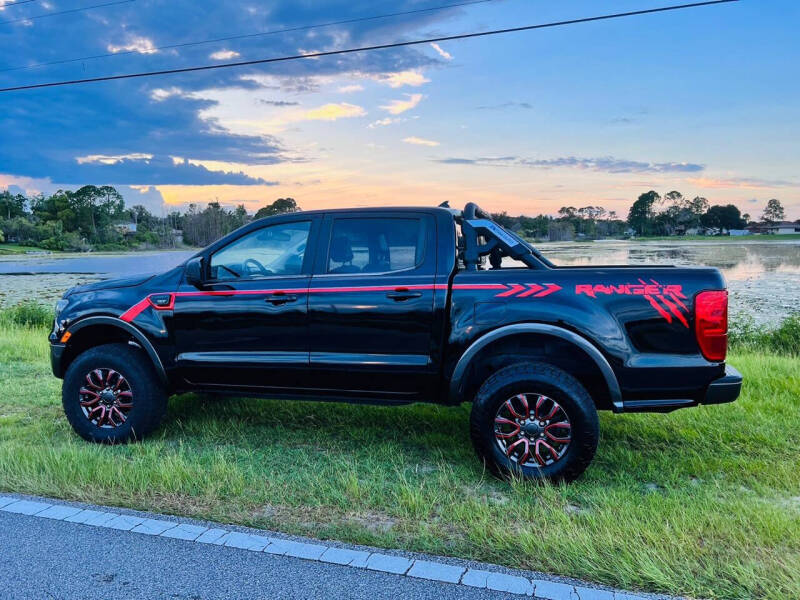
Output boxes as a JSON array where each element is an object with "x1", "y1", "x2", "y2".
[{"x1": 1, "y1": 0, "x2": 797, "y2": 219}]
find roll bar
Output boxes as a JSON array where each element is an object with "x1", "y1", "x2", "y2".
[{"x1": 458, "y1": 202, "x2": 552, "y2": 271}]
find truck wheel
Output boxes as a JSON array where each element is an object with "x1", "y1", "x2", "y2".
[
  {"x1": 62, "y1": 343, "x2": 167, "y2": 444},
  {"x1": 470, "y1": 362, "x2": 599, "y2": 483}
]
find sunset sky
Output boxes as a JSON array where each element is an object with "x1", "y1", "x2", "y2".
[{"x1": 1, "y1": 0, "x2": 798, "y2": 219}]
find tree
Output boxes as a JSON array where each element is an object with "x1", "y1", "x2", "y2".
[
  {"x1": 701, "y1": 204, "x2": 745, "y2": 232},
  {"x1": 761, "y1": 198, "x2": 785, "y2": 224},
  {"x1": 254, "y1": 198, "x2": 300, "y2": 220},
  {"x1": 491, "y1": 211, "x2": 515, "y2": 229},
  {"x1": 627, "y1": 191, "x2": 660, "y2": 235},
  {"x1": 557, "y1": 206, "x2": 577, "y2": 219},
  {"x1": 0, "y1": 190, "x2": 27, "y2": 220}
]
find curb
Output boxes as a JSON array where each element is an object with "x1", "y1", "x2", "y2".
[{"x1": 0, "y1": 493, "x2": 678, "y2": 600}]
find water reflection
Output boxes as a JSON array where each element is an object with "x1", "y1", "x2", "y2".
[{"x1": 0, "y1": 250, "x2": 195, "y2": 275}]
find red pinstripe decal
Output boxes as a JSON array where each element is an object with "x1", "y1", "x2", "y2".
[{"x1": 118, "y1": 281, "x2": 558, "y2": 322}]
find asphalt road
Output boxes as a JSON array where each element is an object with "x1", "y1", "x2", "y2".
[{"x1": 0, "y1": 511, "x2": 521, "y2": 600}]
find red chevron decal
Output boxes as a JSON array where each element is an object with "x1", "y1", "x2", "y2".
[
  {"x1": 534, "y1": 283, "x2": 562, "y2": 297},
  {"x1": 492, "y1": 283, "x2": 562, "y2": 299},
  {"x1": 517, "y1": 284, "x2": 543, "y2": 297},
  {"x1": 496, "y1": 284, "x2": 526, "y2": 297}
]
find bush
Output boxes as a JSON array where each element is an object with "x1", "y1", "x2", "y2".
[
  {"x1": 729, "y1": 314, "x2": 800, "y2": 356},
  {"x1": 0, "y1": 302, "x2": 54, "y2": 328}
]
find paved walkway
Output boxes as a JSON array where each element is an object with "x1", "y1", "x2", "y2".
[{"x1": 0, "y1": 494, "x2": 670, "y2": 600}]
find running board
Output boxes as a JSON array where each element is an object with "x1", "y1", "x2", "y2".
[{"x1": 619, "y1": 398, "x2": 696, "y2": 413}]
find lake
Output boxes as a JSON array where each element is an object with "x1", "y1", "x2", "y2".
[{"x1": 1, "y1": 241, "x2": 798, "y2": 325}]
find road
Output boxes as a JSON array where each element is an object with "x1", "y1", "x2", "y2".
[{"x1": 0, "y1": 510, "x2": 525, "y2": 600}]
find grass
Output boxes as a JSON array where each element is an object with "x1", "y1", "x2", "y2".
[
  {"x1": 0, "y1": 315, "x2": 798, "y2": 599},
  {"x1": 730, "y1": 314, "x2": 800, "y2": 356},
  {"x1": 0, "y1": 243, "x2": 51, "y2": 255}
]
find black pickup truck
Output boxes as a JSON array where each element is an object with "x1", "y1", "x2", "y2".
[{"x1": 49, "y1": 203, "x2": 741, "y2": 482}]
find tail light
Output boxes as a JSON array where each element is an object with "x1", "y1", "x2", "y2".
[{"x1": 695, "y1": 290, "x2": 728, "y2": 361}]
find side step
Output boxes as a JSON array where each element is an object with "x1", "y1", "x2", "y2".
[{"x1": 619, "y1": 398, "x2": 696, "y2": 413}]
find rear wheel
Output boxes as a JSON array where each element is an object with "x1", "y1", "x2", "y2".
[
  {"x1": 62, "y1": 343, "x2": 166, "y2": 444},
  {"x1": 470, "y1": 362, "x2": 599, "y2": 482}
]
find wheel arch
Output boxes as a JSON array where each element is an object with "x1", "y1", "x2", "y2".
[
  {"x1": 449, "y1": 323, "x2": 622, "y2": 411},
  {"x1": 60, "y1": 317, "x2": 167, "y2": 385}
]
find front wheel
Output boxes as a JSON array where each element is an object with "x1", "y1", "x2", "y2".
[
  {"x1": 470, "y1": 362, "x2": 599, "y2": 483},
  {"x1": 62, "y1": 343, "x2": 166, "y2": 444}
]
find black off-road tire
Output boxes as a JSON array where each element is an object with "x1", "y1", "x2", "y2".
[
  {"x1": 470, "y1": 361, "x2": 599, "y2": 483},
  {"x1": 62, "y1": 342, "x2": 167, "y2": 444}
]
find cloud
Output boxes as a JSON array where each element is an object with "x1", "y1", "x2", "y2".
[
  {"x1": 258, "y1": 99, "x2": 300, "y2": 106},
  {"x1": 381, "y1": 93, "x2": 423, "y2": 115},
  {"x1": 338, "y1": 84, "x2": 364, "y2": 93},
  {"x1": 435, "y1": 155, "x2": 705, "y2": 174},
  {"x1": 378, "y1": 70, "x2": 430, "y2": 88},
  {"x1": 403, "y1": 136, "x2": 439, "y2": 147},
  {"x1": 369, "y1": 117, "x2": 401, "y2": 128},
  {"x1": 107, "y1": 36, "x2": 157, "y2": 55},
  {"x1": 686, "y1": 176, "x2": 795, "y2": 189},
  {"x1": 0, "y1": 1, "x2": 458, "y2": 187},
  {"x1": 150, "y1": 87, "x2": 185, "y2": 101},
  {"x1": 78, "y1": 156, "x2": 274, "y2": 185},
  {"x1": 76, "y1": 153, "x2": 153, "y2": 165},
  {"x1": 210, "y1": 49, "x2": 240, "y2": 60},
  {"x1": 475, "y1": 102, "x2": 533, "y2": 110},
  {"x1": 304, "y1": 102, "x2": 366, "y2": 121},
  {"x1": 430, "y1": 42, "x2": 452, "y2": 60}
]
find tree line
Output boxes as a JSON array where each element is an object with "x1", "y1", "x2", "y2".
[
  {"x1": 0, "y1": 184, "x2": 792, "y2": 251},
  {"x1": 0, "y1": 186, "x2": 300, "y2": 251},
  {"x1": 494, "y1": 193, "x2": 790, "y2": 240}
]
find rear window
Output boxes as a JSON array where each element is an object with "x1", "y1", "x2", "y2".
[{"x1": 327, "y1": 217, "x2": 425, "y2": 274}]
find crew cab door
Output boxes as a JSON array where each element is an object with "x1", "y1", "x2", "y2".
[
  {"x1": 307, "y1": 212, "x2": 438, "y2": 399},
  {"x1": 171, "y1": 216, "x2": 320, "y2": 390}
]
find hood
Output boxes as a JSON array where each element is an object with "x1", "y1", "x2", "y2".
[{"x1": 65, "y1": 273, "x2": 156, "y2": 297}]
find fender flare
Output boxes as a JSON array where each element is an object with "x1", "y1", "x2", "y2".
[
  {"x1": 448, "y1": 323, "x2": 622, "y2": 410},
  {"x1": 64, "y1": 316, "x2": 168, "y2": 385}
]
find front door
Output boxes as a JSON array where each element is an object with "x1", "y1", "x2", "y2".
[
  {"x1": 307, "y1": 213, "x2": 438, "y2": 399},
  {"x1": 172, "y1": 217, "x2": 318, "y2": 391}
]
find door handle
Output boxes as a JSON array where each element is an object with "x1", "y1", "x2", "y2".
[
  {"x1": 386, "y1": 289, "x2": 423, "y2": 301},
  {"x1": 265, "y1": 293, "x2": 298, "y2": 305}
]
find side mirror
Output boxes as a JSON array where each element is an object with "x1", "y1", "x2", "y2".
[{"x1": 185, "y1": 256, "x2": 205, "y2": 287}]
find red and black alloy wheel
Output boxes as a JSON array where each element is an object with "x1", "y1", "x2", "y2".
[
  {"x1": 470, "y1": 361, "x2": 599, "y2": 482},
  {"x1": 79, "y1": 368, "x2": 134, "y2": 428},
  {"x1": 62, "y1": 343, "x2": 166, "y2": 444},
  {"x1": 493, "y1": 393, "x2": 572, "y2": 467}
]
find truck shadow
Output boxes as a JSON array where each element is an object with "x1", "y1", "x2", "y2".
[{"x1": 162, "y1": 391, "x2": 727, "y2": 476}]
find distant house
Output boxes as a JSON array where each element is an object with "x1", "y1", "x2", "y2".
[
  {"x1": 746, "y1": 221, "x2": 800, "y2": 235},
  {"x1": 729, "y1": 229, "x2": 750, "y2": 236},
  {"x1": 116, "y1": 222, "x2": 137, "y2": 235}
]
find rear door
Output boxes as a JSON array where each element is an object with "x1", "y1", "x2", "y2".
[
  {"x1": 307, "y1": 212, "x2": 438, "y2": 399},
  {"x1": 171, "y1": 216, "x2": 320, "y2": 390}
]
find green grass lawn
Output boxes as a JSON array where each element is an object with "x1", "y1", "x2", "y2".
[
  {"x1": 0, "y1": 322, "x2": 798, "y2": 599},
  {"x1": 0, "y1": 243, "x2": 51, "y2": 255}
]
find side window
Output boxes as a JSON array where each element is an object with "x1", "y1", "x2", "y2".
[
  {"x1": 210, "y1": 221, "x2": 311, "y2": 279},
  {"x1": 327, "y1": 217, "x2": 424, "y2": 274}
]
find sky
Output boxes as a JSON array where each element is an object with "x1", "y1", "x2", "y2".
[{"x1": 1, "y1": 0, "x2": 798, "y2": 220}]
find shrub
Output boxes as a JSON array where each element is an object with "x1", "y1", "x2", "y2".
[
  {"x1": 0, "y1": 302, "x2": 54, "y2": 328},
  {"x1": 729, "y1": 314, "x2": 800, "y2": 356}
]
